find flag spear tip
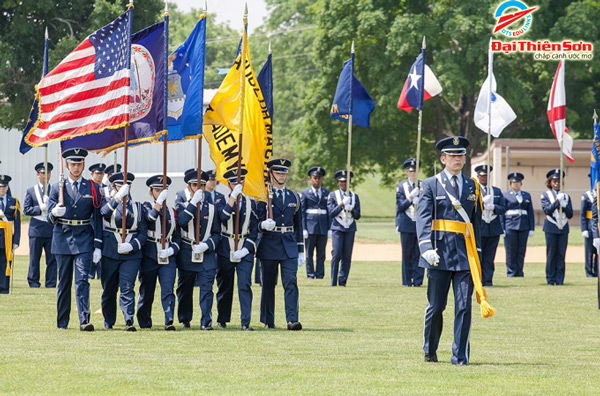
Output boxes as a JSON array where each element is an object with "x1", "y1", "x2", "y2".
[
  {"x1": 164, "y1": 1, "x2": 168, "y2": 13},
  {"x1": 244, "y1": 2, "x2": 248, "y2": 15},
  {"x1": 422, "y1": 36, "x2": 426, "y2": 49},
  {"x1": 204, "y1": 0, "x2": 207, "y2": 13},
  {"x1": 268, "y1": 41, "x2": 272, "y2": 54},
  {"x1": 594, "y1": 109, "x2": 598, "y2": 122},
  {"x1": 351, "y1": 40, "x2": 355, "y2": 53},
  {"x1": 45, "y1": 26, "x2": 48, "y2": 39}
]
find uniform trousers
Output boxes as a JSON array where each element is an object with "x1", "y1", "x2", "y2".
[
  {"x1": 28, "y1": 236, "x2": 57, "y2": 287},
  {"x1": 101, "y1": 257, "x2": 140, "y2": 328},
  {"x1": 0, "y1": 252, "x2": 9, "y2": 294},
  {"x1": 137, "y1": 259, "x2": 176, "y2": 328},
  {"x1": 306, "y1": 234, "x2": 327, "y2": 278},
  {"x1": 216, "y1": 255, "x2": 253, "y2": 326},
  {"x1": 177, "y1": 266, "x2": 216, "y2": 327},
  {"x1": 480, "y1": 235, "x2": 500, "y2": 286},
  {"x1": 583, "y1": 236, "x2": 598, "y2": 277},
  {"x1": 545, "y1": 232, "x2": 568, "y2": 285},
  {"x1": 56, "y1": 253, "x2": 91, "y2": 328},
  {"x1": 331, "y1": 230, "x2": 355, "y2": 286},
  {"x1": 260, "y1": 258, "x2": 299, "y2": 325},
  {"x1": 400, "y1": 232, "x2": 423, "y2": 286},
  {"x1": 504, "y1": 229, "x2": 528, "y2": 277}
]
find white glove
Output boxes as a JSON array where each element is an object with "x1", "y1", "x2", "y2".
[
  {"x1": 231, "y1": 184, "x2": 244, "y2": 199},
  {"x1": 482, "y1": 194, "x2": 494, "y2": 205},
  {"x1": 190, "y1": 189, "x2": 203, "y2": 205},
  {"x1": 528, "y1": 230, "x2": 535, "y2": 237},
  {"x1": 262, "y1": 219, "x2": 276, "y2": 231},
  {"x1": 422, "y1": 249, "x2": 440, "y2": 265},
  {"x1": 117, "y1": 242, "x2": 133, "y2": 254},
  {"x1": 51, "y1": 204, "x2": 66, "y2": 217},
  {"x1": 12, "y1": 244, "x2": 18, "y2": 251},
  {"x1": 93, "y1": 248, "x2": 102, "y2": 264},
  {"x1": 342, "y1": 196, "x2": 352, "y2": 206},
  {"x1": 327, "y1": 230, "x2": 332, "y2": 238},
  {"x1": 582, "y1": 230, "x2": 590, "y2": 239},
  {"x1": 594, "y1": 238, "x2": 600, "y2": 251},
  {"x1": 232, "y1": 247, "x2": 250, "y2": 261},
  {"x1": 298, "y1": 255, "x2": 305, "y2": 268},
  {"x1": 410, "y1": 187, "x2": 420, "y2": 198},
  {"x1": 303, "y1": 230, "x2": 308, "y2": 239},
  {"x1": 0, "y1": 209, "x2": 4, "y2": 218},
  {"x1": 159, "y1": 247, "x2": 175, "y2": 258},
  {"x1": 557, "y1": 192, "x2": 567, "y2": 202},
  {"x1": 412, "y1": 197, "x2": 420, "y2": 205},
  {"x1": 192, "y1": 242, "x2": 209, "y2": 254},
  {"x1": 345, "y1": 203, "x2": 354, "y2": 212},
  {"x1": 484, "y1": 202, "x2": 495, "y2": 211},
  {"x1": 40, "y1": 200, "x2": 48, "y2": 211},
  {"x1": 156, "y1": 189, "x2": 169, "y2": 205},
  {"x1": 559, "y1": 197, "x2": 568, "y2": 208},
  {"x1": 115, "y1": 184, "x2": 130, "y2": 201}
]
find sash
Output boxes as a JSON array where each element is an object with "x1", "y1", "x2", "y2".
[
  {"x1": 402, "y1": 182, "x2": 416, "y2": 222},
  {"x1": 181, "y1": 202, "x2": 215, "y2": 244},
  {"x1": 334, "y1": 190, "x2": 355, "y2": 228},
  {"x1": 104, "y1": 201, "x2": 139, "y2": 244},
  {"x1": 224, "y1": 195, "x2": 251, "y2": 253},
  {"x1": 0, "y1": 221, "x2": 13, "y2": 276},
  {"x1": 545, "y1": 190, "x2": 566, "y2": 230},
  {"x1": 148, "y1": 207, "x2": 176, "y2": 262},
  {"x1": 33, "y1": 184, "x2": 48, "y2": 222}
]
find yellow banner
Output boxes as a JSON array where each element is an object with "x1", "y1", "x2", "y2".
[
  {"x1": 203, "y1": 30, "x2": 273, "y2": 202},
  {"x1": 0, "y1": 221, "x2": 14, "y2": 276}
]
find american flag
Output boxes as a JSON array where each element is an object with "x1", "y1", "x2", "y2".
[{"x1": 25, "y1": 12, "x2": 131, "y2": 147}]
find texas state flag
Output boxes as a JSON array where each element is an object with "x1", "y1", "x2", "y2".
[{"x1": 397, "y1": 50, "x2": 442, "y2": 112}]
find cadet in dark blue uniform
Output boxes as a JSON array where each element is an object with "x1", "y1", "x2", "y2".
[
  {"x1": 88, "y1": 163, "x2": 106, "y2": 280},
  {"x1": 328, "y1": 170, "x2": 361, "y2": 287},
  {"x1": 215, "y1": 169, "x2": 258, "y2": 331},
  {"x1": 102, "y1": 164, "x2": 121, "y2": 200},
  {"x1": 540, "y1": 169, "x2": 573, "y2": 285},
  {"x1": 175, "y1": 168, "x2": 201, "y2": 209},
  {"x1": 474, "y1": 165, "x2": 506, "y2": 286},
  {"x1": 100, "y1": 172, "x2": 147, "y2": 331},
  {"x1": 257, "y1": 159, "x2": 304, "y2": 330},
  {"x1": 205, "y1": 169, "x2": 225, "y2": 205},
  {"x1": 581, "y1": 179, "x2": 598, "y2": 277},
  {"x1": 47, "y1": 148, "x2": 103, "y2": 330},
  {"x1": 301, "y1": 166, "x2": 330, "y2": 279},
  {"x1": 417, "y1": 137, "x2": 482, "y2": 365},
  {"x1": 175, "y1": 170, "x2": 220, "y2": 330},
  {"x1": 137, "y1": 175, "x2": 180, "y2": 331},
  {"x1": 502, "y1": 172, "x2": 535, "y2": 277},
  {"x1": 396, "y1": 158, "x2": 423, "y2": 287},
  {"x1": 23, "y1": 162, "x2": 56, "y2": 288},
  {"x1": 0, "y1": 175, "x2": 21, "y2": 294}
]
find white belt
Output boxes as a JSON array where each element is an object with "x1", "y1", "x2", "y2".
[
  {"x1": 505, "y1": 209, "x2": 526, "y2": 216},
  {"x1": 306, "y1": 209, "x2": 327, "y2": 215},
  {"x1": 33, "y1": 215, "x2": 48, "y2": 222}
]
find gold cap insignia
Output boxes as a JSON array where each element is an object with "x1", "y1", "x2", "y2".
[
  {"x1": 280, "y1": 160, "x2": 285, "y2": 165},
  {"x1": 453, "y1": 137, "x2": 459, "y2": 146},
  {"x1": 74, "y1": 149, "x2": 80, "y2": 154}
]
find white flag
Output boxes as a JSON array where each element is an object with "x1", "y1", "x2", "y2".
[{"x1": 474, "y1": 48, "x2": 517, "y2": 137}]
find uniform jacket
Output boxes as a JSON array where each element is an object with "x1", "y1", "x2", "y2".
[
  {"x1": 416, "y1": 171, "x2": 481, "y2": 271},
  {"x1": 176, "y1": 199, "x2": 220, "y2": 271},
  {"x1": 47, "y1": 179, "x2": 103, "y2": 255},
  {"x1": 257, "y1": 188, "x2": 304, "y2": 261},
  {"x1": 327, "y1": 189, "x2": 361, "y2": 232},
  {"x1": 396, "y1": 179, "x2": 418, "y2": 233},
  {"x1": 581, "y1": 190, "x2": 595, "y2": 232},
  {"x1": 501, "y1": 189, "x2": 535, "y2": 232},
  {"x1": 301, "y1": 186, "x2": 330, "y2": 235},
  {"x1": 206, "y1": 190, "x2": 225, "y2": 206},
  {"x1": 23, "y1": 184, "x2": 53, "y2": 238},
  {"x1": 100, "y1": 197, "x2": 147, "y2": 260},
  {"x1": 0, "y1": 195, "x2": 21, "y2": 249},
  {"x1": 141, "y1": 202, "x2": 181, "y2": 269},
  {"x1": 216, "y1": 194, "x2": 259, "y2": 258},
  {"x1": 540, "y1": 189, "x2": 573, "y2": 235},
  {"x1": 479, "y1": 185, "x2": 506, "y2": 237}
]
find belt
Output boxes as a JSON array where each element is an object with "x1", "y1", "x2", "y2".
[
  {"x1": 587, "y1": 210, "x2": 593, "y2": 219},
  {"x1": 221, "y1": 231, "x2": 249, "y2": 239},
  {"x1": 505, "y1": 209, "x2": 526, "y2": 216},
  {"x1": 431, "y1": 219, "x2": 495, "y2": 318},
  {"x1": 306, "y1": 209, "x2": 327, "y2": 215},
  {"x1": 273, "y1": 226, "x2": 294, "y2": 233},
  {"x1": 105, "y1": 226, "x2": 135, "y2": 234},
  {"x1": 58, "y1": 219, "x2": 91, "y2": 226}
]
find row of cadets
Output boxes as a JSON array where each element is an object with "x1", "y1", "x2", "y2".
[
  {"x1": 23, "y1": 162, "x2": 55, "y2": 288},
  {"x1": 87, "y1": 162, "x2": 106, "y2": 280},
  {"x1": 396, "y1": 158, "x2": 424, "y2": 287},
  {"x1": 581, "y1": 176, "x2": 598, "y2": 278},
  {"x1": 300, "y1": 166, "x2": 331, "y2": 280},
  {"x1": 0, "y1": 174, "x2": 21, "y2": 294}
]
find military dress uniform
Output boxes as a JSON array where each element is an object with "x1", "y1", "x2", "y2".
[
  {"x1": 175, "y1": 170, "x2": 221, "y2": 330},
  {"x1": 0, "y1": 175, "x2": 21, "y2": 294},
  {"x1": 540, "y1": 169, "x2": 573, "y2": 285},
  {"x1": 215, "y1": 169, "x2": 259, "y2": 330},
  {"x1": 502, "y1": 173, "x2": 535, "y2": 277},
  {"x1": 257, "y1": 159, "x2": 304, "y2": 330},
  {"x1": 475, "y1": 165, "x2": 506, "y2": 286},
  {"x1": 100, "y1": 172, "x2": 147, "y2": 331},
  {"x1": 137, "y1": 175, "x2": 181, "y2": 330},
  {"x1": 417, "y1": 137, "x2": 481, "y2": 366},
  {"x1": 328, "y1": 170, "x2": 361, "y2": 287},
  {"x1": 396, "y1": 158, "x2": 423, "y2": 286},
  {"x1": 47, "y1": 149, "x2": 103, "y2": 330},
  {"x1": 301, "y1": 167, "x2": 330, "y2": 279},
  {"x1": 205, "y1": 169, "x2": 225, "y2": 205},
  {"x1": 88, "y1": 162, "x2": 106, "y2": 280},
  {"x1": 23, "y1": 163, "x2": 57, "y2": 288},
  {"x1": 581, "y1": 186, "x2": 598, "y2": 277}
]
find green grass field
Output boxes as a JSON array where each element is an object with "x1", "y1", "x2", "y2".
[{"x1": 2, "y1": 255, "x2": 600, "y2": 394}]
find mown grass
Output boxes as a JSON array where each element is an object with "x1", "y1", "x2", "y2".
[{"x1": 2, "y1": 255, "x2": 600, "y2": 394}]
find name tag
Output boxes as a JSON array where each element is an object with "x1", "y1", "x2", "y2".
[
  {"x1": 288, "y1": 203, "x2": 297, "y2": 208},
  {"x1": 81, "y1": 195, "x2": 92, "y2": 199},
  {"x1": 204, "y1": 215, "x2": 209, "y2": 220},
  {"x1": 435, "y1": 196, "x2": 446, "y2": 200},
  {"x1": 525, "y1": 200, "x2": 530, "y2": 203}
]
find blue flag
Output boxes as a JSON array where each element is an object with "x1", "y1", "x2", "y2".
[
  {"x1": 330, "y1": 56, "x2": 374, "y2": 128},
  {"x1": 62, "y1": 21, "x2": 166, "y2": 153},
  {"x1": 257, "y1": 53, "x2": 273, "y2": 120},
  {"x1": 166, "y1": 17, "x2": 206, "y2": 141},
  {"x1": 591, "y1": 119, "x2": 600, "y2": 190}
]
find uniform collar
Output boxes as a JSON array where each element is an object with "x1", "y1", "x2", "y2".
[{"x1": 442, "y1": 168, "x2": 462, "y2": 183}]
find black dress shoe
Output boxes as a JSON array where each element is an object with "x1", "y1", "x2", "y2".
[
  {"x1": 201, "y1": 325, "x2": 214, "y2": 331},
  {"x1": 217, "y1": 322, "x2": 227, "y2": 329},
  {"x1": 339, "y1": 283, "x2": 346, "y2": 287},
  {"x1": 104, "y1": 324, "x2": 113, "y2": 330},
  {"x1": 80, "y1": 323, "x2": 94, "y2": 332},
  {"x1": 264, "y1": 323, "x2": 276, "y2": 330},
  {"x1": 181, "y1": 322, "x2": 191, "y2": 329},
  {"x1": 424, "y1": 353, "x2": 438, "y2": 362},
  {"x1": 241, "y1": 325, "x2": 254, "y2": 331},
  {"x1": 58, "y1": 326, "x2": 68, "y2": 330},
  {"x1": 165, "y1": 323, "x2": 176, "y2": 331},
  {"x1": 287, "y1": 321, "x2": 302, "y2": 331},
  {"x1": 125, "y1": 321, "x2": 136, "y2": 332}
]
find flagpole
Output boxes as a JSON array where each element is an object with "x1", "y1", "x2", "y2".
[
  {"x1": 122, "y1": 0, "x2": 134, "y2": 243},
  {"x1": 267, "y1": 41, "x2": 274, "y2": 221},
  {"x1": 415, "y1": 36, "x2": 425, "y2": 186},
  {"x1": 160, "y1": 2, "x2": 169, "y2": 252},
  {"x1": 345, "y1": 41, "x2": 355, "y2": 224},
  {"x1": 195, "y1": 5, "x2": 207, "y2": 250},
  {"x1": 558, "y1": 59, "x2": 565, "y2": 228},
  {"x1": 43, "y1": 27, "x2": 50, "y2": 197},
  {"x1": 594, "y1": 109, "x2": 600, "y2": 309},
  {"x1": 486, "y1": 38, "x2": 493, "y2": 199}
]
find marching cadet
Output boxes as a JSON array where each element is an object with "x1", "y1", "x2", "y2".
[
  {"x1": 137, "y1": 175, "x2": 180, "y2": 331},
  {"x1": 205, "y1": 169, "x2": 225, "y2": 205},
  {"x1": 581, "y1": 177, "x2": 598, "y2": 277},
  {"x1": 474, "y1": 165, "x2": 506, "y2": 286},
  {"x1": 100, "y1": 172, "x2": 147, "y2": 331},
  {"x1": 103, "y1": 164, "x2": 121, "y2": 199},
  {"x1": 417, "y1": 136, "x2": 481, "y2": 366},
  {"x1": 257, "y1": 158, "x2": 304, "y2": 330},
  {"x1": 175, "y1": 170, "x2": 220, "y2": 330},
  {"x1": 23, "y1": 162, "x2": 56, "y2": 288},
  {"x1": 502, "y1": 172, "x2": 535, "y2": 277},
  {"x1": 175, "y1": 168, "x2": 201, "y2": 208},
  {"x1": 540, "y1": 169, "x2": 573, "y2": 286},
  {"x1": 47, "y1": 148, "x2": 103, "y2": 330},
  {"x1": 215, "y1": 169, "x2": 259, "y2": 331},
  {"x1": 88, "y1": 163, "x2": 106, "y2": 279},
  {"x1": 0, "y1": 175, "x2": 21, "y2": 294},
  {"x1": 301, "y1": 166, "x2": 330, "y2": 279},
  {"x1": 327, "y1": 170, "x2": 361, "y2": 287},
  {"x1": 396, "y1": 158, "x2": 423, "y2": 287}
]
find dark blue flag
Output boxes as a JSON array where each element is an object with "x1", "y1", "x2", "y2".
[
  {"x1": 62, "y1": 21, "x2": 166, "y2": 153},
  {"x1": 591, "y1": 119, "x2": 600, "y2": 190},
  {"x1": 330, "y1": 56, "x2": 374, "y2": 128},
  {"x1": 257, "y1": 53, "x2": 273, "y2": 120}
]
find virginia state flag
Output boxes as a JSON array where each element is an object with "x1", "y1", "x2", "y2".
[
  {"x1": 397, "y1": 50, "x2": 442, "y2": 112},
  {"x1": 591, "y1": 118, "x2": 600, "y2": 190},
  {"x1": 330, "y1": 56, "x2": 375, "y2": 128},
  {"x1": 62, "y1": 21, "x2": 166, "y2": 153}
]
